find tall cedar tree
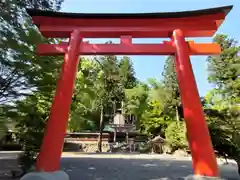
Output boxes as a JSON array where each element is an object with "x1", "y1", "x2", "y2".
[
  {"x1": 207, "y1": 34, "x2": 240, "y2": 175},
  {"x1": 162, "y1": 56, "x2": 182, "y2": 123},
  {"x1": 207, "y1": 34, "x2": 240, "y2": 104},
  {"x1": 119, "y1": 56, "x2": 137, "y2": 89}
]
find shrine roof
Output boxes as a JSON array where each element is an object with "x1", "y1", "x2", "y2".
[{"x1": 27, "y1": 5, "x2": 232, "y2": 19}]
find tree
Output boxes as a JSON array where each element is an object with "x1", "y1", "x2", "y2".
[
  {"x1": 0, "y1": 108, "x2": 8, "y2": 141},
  {"x1": 70, "y1": 54, "x2": 138, "y2": 152},
  {"x1": 101, "y1": 55, "x2": 124, "y2": 110},
  {"x1": 69, "y1": 58, "x2": 102, "y2": 132},
  {"x1": 95, "y1": 55, "x2": 138, "y2": 151},
  {"x1": 140, "y1": 100, "x2": 167, "y2": 136},
  {"x1": 207, "y1": 34, "x2": 240, "y2": 104},
  {"x1": 141, "y1": 78, "x2": 173, "y2": 136},
  {"x1": 96, "y1": 55, "x2": 123, "y2": 151},
  {"x1": 5, "y1": 92, "x2": 53, "y2": 173},
  {"x1": 119, "y1": 56, "x2": 137, "y2": 89},
  {"x1": 70, "y1": 55, "x2": 132, "y2": 152},
  {"x1": 165, "y1": 121, "x2": 187, "y2": 151},
  {"x1": 0, "y1": 0, "x2": 64, "y2": 104},
  {"x1": 206, "y1": 34, "x2": 240, "y2": 175},
  {"x1": 204, "y1": 92, "x2": 240, "y2": 175},
  {"x1": 1, "y1": 0, "x2": 65, "y2": 173},
  {"x1": 125, "y1": 83, "x2": 149, "y2": 130},
  {"x1": 162, "y1": 56, "x2": 182, "y2": 126}
]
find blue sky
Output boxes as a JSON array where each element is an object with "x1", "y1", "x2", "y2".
[{"x1": 61, "y1": 0, "x2": 239, "y2": 96}]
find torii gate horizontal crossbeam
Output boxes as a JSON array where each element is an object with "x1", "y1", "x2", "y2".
[
  {"x1": 37, "y1": 41, "x2": 221, "y2": 56},
  {"x1": 39, "y1": 23, "x2": 217, "y2": 38}
]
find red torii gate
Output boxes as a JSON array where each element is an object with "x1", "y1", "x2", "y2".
[{"x1": 27, "y1": 5, "x2": 232, "y2": 177}]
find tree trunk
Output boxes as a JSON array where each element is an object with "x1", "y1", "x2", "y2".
[
  {"x1": 121, "y1": 101, "x2": 124, "y2": 113},
  {"x1": 234, "y1": 157, "x2": 240, "y2": 175},
  {"x1": 97, "y1": 105, "x2": 104, "y2": 152},
  {"x1": 135, "y1": 115, "x2": 139, "y2": 130},
  {"x1": 175, "y1": 105, "x2": 180, "y2": 128},
  {"x1": 113, "y1": 100, "x2": 116, "y2": 115}
]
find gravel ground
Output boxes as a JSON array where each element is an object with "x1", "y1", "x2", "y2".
[
  {"x1": 0, "y1": 152, "x2": 239, "y2": 180},
  {"x1": 0, "y1": 151, "x2": 21, "y2": 180},
  {"x1": 61, "y1": 153, "x2": 240, "y2": 180}
]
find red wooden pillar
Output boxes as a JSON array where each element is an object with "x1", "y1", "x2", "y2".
[
  {"x1": 172, "y1": 29, "x2": 219, "y2": 176},
  {"x1": 36, "y1": 30, "x2": 82, "y2": 172}
]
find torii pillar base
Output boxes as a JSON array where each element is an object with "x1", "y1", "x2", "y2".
[
  {"x1": 185, "y1": 175, "x2": 226, "y2": 180},
  {"x1": 20, "y1": 171, "x2": 69, "y2": 180}
]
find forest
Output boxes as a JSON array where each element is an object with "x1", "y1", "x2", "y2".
[{"x1": 0, "y1": 0, "x2": 240, "y2": 175}]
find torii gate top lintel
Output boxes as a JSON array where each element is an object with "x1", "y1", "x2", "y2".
[
  {"x1": 27, "y1": 5, "x2": 232, "y2": 38},
  {"x1": 27, "y1": 5, "x2": 232, "y2": 19},
  {"x1": 27, "y1": 5, "x2": 232, "y2": 56}
]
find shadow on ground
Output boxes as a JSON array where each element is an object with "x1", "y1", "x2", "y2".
[
  {"x1": 61, "y1": 156, "x2": 240, "y2": 180},
  {"x1": 0, "y1": 158, "x2": 20, "y2": 180}
]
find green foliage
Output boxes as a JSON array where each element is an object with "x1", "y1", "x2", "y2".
[
  {"x1": 139, "y1": 79, "x2": 173, "y2": 136},
  {"x1": 124, "y1": 83, "x2": 149, "y2": 128},
  {"x1": 161, "y1": 55, "x2": 183, "y2": 132},
  {"x1": 206, "y1": 34, "x2": 240, "y2": 174},
  {"x1": 69, "y1": 58, "x2": 102, "y2": 132},
  {"x1": 119, "y1": 56, "x2": 137, "y2": 89},
  {"x1": 69, "y1": 55, "x2": 138, "y2": 151},
  {"x1": 5, "y1": 93, "x2": 53, "y2": 172},
  {"x1": 0, "y1": 0, "x2": 63, "y2": 104},
  {"x1": 0, "y1": 117, "x2": 8, "y2": 141},
  {"x1": 140, "y1": 101, "x2": 170, "y2": 136},
  {"x1": 165, "y1": 121, "x2": 187, "y2": 151},
  {"x1": 162, "y1": 56, "x2": 179, "y2": 95},
  {"x1": 70, "y1": 55, "x2": 138, "y2": 132},
  {"x1": 100, "y1": 55, "x2": 124, "y2": 107},
  {"x1": 0, "y1": 0, "x2": 64, "y2": 173},
  {"x1": 207, "y1": 34, "x2": 240, "y2": 104},
  {"x1": 148, "y1": 78, "x2": 169, "y2": 104},
  {"x1": 162, "y1": 56, "x2": 181, "y2": 116}
]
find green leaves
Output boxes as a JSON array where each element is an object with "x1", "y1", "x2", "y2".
[
  {"x1": 69, "y1": 55, "x2": 138, "y2": 132},
  {"x1": 206, "y1": 34, "x2": 240, "y2": 167},
  {"x1": 161, "y1": 56, "x2": 182, "y2": 119},
  {"x1": 0, "y1": 0, "x2": 63, "y2": 104},
  {"x1": 207, "y1": 34, "x2": 240, "y2": 103},
  {"x1": 119, "y1": 56, "x2": 137, "y2": 89},
  {"x1": 0, "y1": 0, "x2": 64, "y2": 172},
  {"x1": 165, "y1": 121, "x2": 187, "y2": 151},
  {"x1": 69, "y1": 59, "x2": 102, "y2": 131},
  {"x1": 124, "y1": 83, "x2": 149, "y2": 123}
]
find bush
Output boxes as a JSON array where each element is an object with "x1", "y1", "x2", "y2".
[
  {"x1": 16, "y1": 130, "x2": 43, "y2": 173},
  {"x1": 138, "y1": 142, "x2": 151, "y2": 153},
  {"x1": 0, "y1": 143, "x2": 22, "y2": 150},
  {"x1": 165, "y1": 121, "x2": 187, "y2": 151},
  {"x1": 63, "y1": 142, "x2": 81, "y2": 152},
  {"x1": 18, "y1": 151, "x2": 37, "y2": 174},
  {"x1": 0, "y1": 119, "x2": 8, "y2": 141},
  {"x1": 209, "y1": 122, "x2": 240, "y2": 175}
]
